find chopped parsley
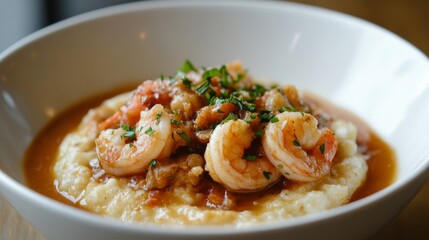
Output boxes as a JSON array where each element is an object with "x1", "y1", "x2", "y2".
[
  {"x1": 245, "y1": 113, "x2": 256, "y2": 123},
  {"x1": 260, "y1": 111, "x2": 271, "y2": 122},
  {"x1": 270, "y1": 116, "x2": 279, "y2": 123},
  {"x1": 204, "y1": 91, "x2": 214, "y2": 102},
  {"x1": 239, "y1": 84, "x2": 266, "y2": 102},
  {"x1": 253, "y1": 84, "x2": 267, "y2": 96},
  {"x1": 178, "y1": 132, "x2": 191, "y2": 143},
  {"x1": 123, "y1": 130, "x2": 136, "y2": 141},
  {"x1": 319, "y1": 143, "x2": 325, "y2": 154},
  {"x1": 235, "y1": 73, "x2": 244, "y2": 83},
  {"x1": 175, "y1": 70, "x2": 194, "y2": 89},
  {"x1": 179, "y1": 59, "x2": 197, "y2": 73},
  {"x1": 202, "y1": 68, "x2": 220, "y2": 80},
  {"x1": 120, "y1": 124, "x2": 133, "y2": 131},
  {"x1": 120, "y1": 124, "x2": 136, "y2": 141},
  {"x1": 260, "y1": 110, "x2": 280, "y2": 123},
  {"x1": 279, "y1": 106, "x2": 298, "y2": 113},
  {"x1": 145, "y1": 126, "x2": 154, "y2": 136},
  {"x1": 293, "y1": 139, "x2": 301, "y2": 147},
  {"x1": 243, "y1": 155, "x2": 257, "y2": 161},
  {"x1": 182, "y1": 77, "x2": 193, "y2": 89},
  {"x1": 219, "y1": 65, "x2": 229, "y2": 88},
  {"x1": 256, "y1": 129, "x2": 265, "y2": 137},
  {"x1": 149, "y1": 159, "x2": 157, "y2": 168},
  {"x1": 196, "y1": 80, "x2": 211, "y2": 95},
  {"x1": 222, "y1": 112, "x2": 236, "y2": 123},
  {"x1": 155, "y1": 112, "x2": 162, "y2": 124},
  {"x1": 215, "y1": 96, "x2": 256, "y2": 112},
  {"x1": 186, "y1": 147, "x2": 196, "y2": 154},
  {"x1": 209, "y1": 97, "x2": 218, "y2": 105},
  {"x1": 170, "y1": 119, "x2": 181, "y2": 125},
  {"x1": 263, "y1": 171, "x2": 272, "y2": 180}
]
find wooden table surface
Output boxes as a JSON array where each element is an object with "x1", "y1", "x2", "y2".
[
  {"x1": 289, "y1": 0, "x2": 429, "y2": 56},
  {"x1": 1, "y1": 0, "x2": 428, "y2": 239}
]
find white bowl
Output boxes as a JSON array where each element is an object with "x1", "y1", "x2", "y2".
[{"x1": 1, "y1": 1, "x2": 429, "y2": 239}]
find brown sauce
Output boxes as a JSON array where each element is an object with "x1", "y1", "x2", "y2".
[
  {"x1": 23, "y1": 85, "x2": 136, "y2": 207},
  {"x1": 23, "y1": 88, "x2": 396, "y2": 210},
  {"x1": 302, "y1": 92, "x2": 396, "y2": 201}
]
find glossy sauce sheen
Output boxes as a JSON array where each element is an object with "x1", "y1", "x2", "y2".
[{"x1": 24, "y1": 89, "x2": 396, "y2": 210}]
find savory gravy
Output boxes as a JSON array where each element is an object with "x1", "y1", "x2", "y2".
[
  {"x1": 24, "y1": 88, "x2": 396, "y2": 209},
  {"x1": 302, "y1": 93, "x2": 396, "y2": 201}
]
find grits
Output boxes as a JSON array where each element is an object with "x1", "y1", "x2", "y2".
[{"x1": 53, "y1": 93, "x2": 367, "y2": 225}]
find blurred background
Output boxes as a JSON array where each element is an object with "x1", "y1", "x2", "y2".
[{"x1": 0, "y1": 0, "x2": 428, "y2": 239}]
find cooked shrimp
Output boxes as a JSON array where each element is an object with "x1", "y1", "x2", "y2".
[
  {"x1": 205, "y1": 119, "x2": 281, "y2": 192},
  {"x1": 98, "y1": 80, "x2": 171, "y2": 130},
  {"x1": 259, "y1": 89, "x2": 287, "y2": 112},
  {"x1": 282, "y1": 85, "x2": 301, "y2": 110},
  {"x1": 95, "y1": 104, "x2": 173, "y2": 176},
  {"x1": 263, "y1": 112, "x2": 338, "y2": 182},
  {"x1": 194, "y1": 102, "x2": 237, "y2": 129}
]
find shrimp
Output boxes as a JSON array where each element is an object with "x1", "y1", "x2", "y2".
[
  {"x1": 263, "y1": 111, "x2": 338, "y2": 182},
  {"x1": 194, "y1": 102, "x2": 237, "y2": 129},
  {"x1": 205, "y1": 119, "x2": 281, "y2": 192},
  {"x1": 98, "y1": 80, "x2": 171, "y2": 130},
  {"x1": 95, "y1": 104, "x2": 173, "y2": 176}
]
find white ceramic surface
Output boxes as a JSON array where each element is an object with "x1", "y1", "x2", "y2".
[{"x1": 1, "y1": 1, "x2": 429, "y2": 240}]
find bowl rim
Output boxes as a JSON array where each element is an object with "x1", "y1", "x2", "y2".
[{"x1": 1, "y1": 0, "x2": 429, "y2": 236}]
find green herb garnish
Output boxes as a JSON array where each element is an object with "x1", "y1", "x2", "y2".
[
  {"x1": 222, "y1": 112, "x2": 236, "y2": 123},
  {"x1": 145, "y1": 127, "x2": 154, "y2": 136},
  {"x1": 179, "y1": 59, "x2": 197, "y2": 73},
  {"x1": 279, "y1": 106, "x2": 298, "y2": 113},
  {"x1": 234, "y1": 73, "x2": 244, "y2": 83},
  {"x1": 319, "y1": 143, "x2": 325, "y2": 154},
  {"x1": 196, "y1": 80, "x2": 211, "y2": 95},
  {"x1": 155, "y1": 112, "x2": 162, "y2": 124},
  {"x1": 211, "y1": 96, "x2": 255, "y2": 111},
  {"x1": 263, "y1": 171, "x2": 272, "y2": 180},
  {"x1": 270, "y1": 116, "x2": 279, "y2": 123},
  {"x1": 149, "y1": 159, "x2": 157, "y2": 168},
  {"x1": 243, "y1": 155, "x2": 257, "y2": 161},
  {"x1": 219, "y1": 65, "x2": 229, "y2": 88},
  {"x1": 123, "y1": 130, "x2": 136, "y2": 141},
  {"x1": 260, "y1": 110, "x2": 272, "y2": 122},
  {"x1": 186, "y1": 147, "x2": 196, "y2": 154},
  {"x1": 202, "y1": 68, "x2": 220, "y2": 80},
  {"x1": 256, "y1": 129, "x2": 265, "y2": 137},
  {"x1": 254, "y1": 84, "x2": 267, "y2": 96},
  {"x1": 171, "y1": 119, "x2": 181, "y2": 125},
  {"x1": 178, "y1": 132, "x2": 191, "y2": 143},
  {"x1": 120, "y1": 124, "x2": 133, "y2": 131},
  {"x1": 182, "y1": 78, "x2": 193, "y2": 89},
  {"x1": 293, "y1": 139, "x2": 300, "y2": 147},
  {"x1": 120, "y1": 124, "x2": 136, "y2": 141}
]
